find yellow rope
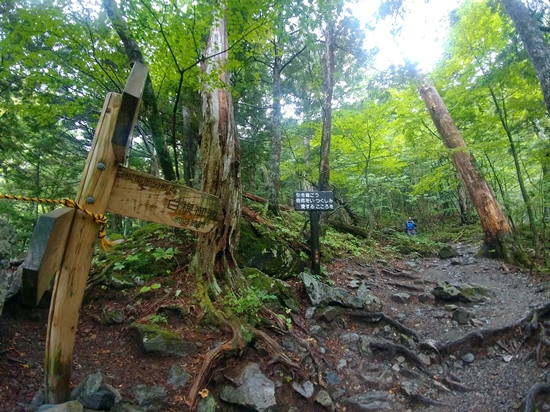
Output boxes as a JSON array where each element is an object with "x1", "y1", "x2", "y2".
[{"x1": 0, "y1": 194, "x2": 114, "y2": 251}]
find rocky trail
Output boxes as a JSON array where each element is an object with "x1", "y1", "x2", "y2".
[{"x1": 2, "y1": 242, "x2": 550, "y2": 412}]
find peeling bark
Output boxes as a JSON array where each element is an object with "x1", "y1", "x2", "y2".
[{"x1": 194, "y1": 3, "x2": 241, "y2": 286}]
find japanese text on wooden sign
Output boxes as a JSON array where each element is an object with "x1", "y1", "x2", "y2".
[{"x1": 293, "y1": 191, "x2": 334, "y2": 211}]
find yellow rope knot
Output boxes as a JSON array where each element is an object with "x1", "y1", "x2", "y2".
[{"x1": 0, "y1": 194, "x2": 113, "y2": 251}]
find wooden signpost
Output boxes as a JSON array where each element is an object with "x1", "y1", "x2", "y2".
[
  {"x1": 20, "y1": 62, "x2": 221, "y2": 404},
  {"x1": 293, "y1": 191, "x2": 334, "y2": 275}
]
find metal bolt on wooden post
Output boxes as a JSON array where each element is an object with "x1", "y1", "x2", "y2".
[
  {"x1": 22, "y1": 62, "x2": 222, "y2": 403},
  {"x1": 44, "y1": 62, "x2": 148, "y2": 403}
]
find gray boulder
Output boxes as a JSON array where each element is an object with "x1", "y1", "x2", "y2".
[
  {"x1": 237, "y1": 221, "x2": 306, "y2": 279},
  {"x1": 432, "y1": 281, "x2": 495, "y2": 302},
  {"x1": 220, "y1": 363, "x2": 276, "y2": 411},
  {"x1": 167, "y1": 364, "x2": 190, "y2": 388},
  {"x1": 130, "y1": 323, "x2": 197, "y2": 356},
  {"x1": 302, "y1": 273, "x2": 383, "y2": 311},
  {"x1": 345, "y1": 391, "x2": 393, "y2": 410},
  {"x1": 439, "y1": 245, "x2": 459, "y2": 259},
  {"x1": 133, "y1": 385, "x2": 167, "y2": 412}
]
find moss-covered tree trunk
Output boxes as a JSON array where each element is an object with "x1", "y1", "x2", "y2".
[
  {"x1": 419, "y1": 82, "x2": 526, "y2": 264},
  {"x1": 193, "y1": 2, "x2": 241, "y2": 295}
]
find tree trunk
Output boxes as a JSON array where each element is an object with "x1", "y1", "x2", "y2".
[
  {"x1": 457, "y1": 182, "x2": 469, "y2": 224},
  {"x1": 268, "y1": 52, "x2": 282, "y2": 216},
  {"x1": 319, "y1": 22, "x2": 334, "y2": 192},
  {"x1": 419, "y1": 82, "x2": 525, "y2": 263},
  {"x1": 487, "y1": 85, "x2": 540, "y2": 258},
  {"x1": 102, "y1": 0, "x2": 176, "y2": 181},
  {"x1": 181, "y1": 105, "x2": 199, "y2": 187},
  {"x1": 500, "y1": 0, "x2": 550, "y2": 115},
  {"x1": 193, "y1": 3, "x2": 241, "y2": 290}
]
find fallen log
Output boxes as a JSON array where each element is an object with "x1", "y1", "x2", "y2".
[
  {"x1": 328, "y1": 219, "x2": 370, "y2": 238},
  {"x1": 243, "y1": 192, "x2": 291, "y2": 210},
  {"x1": 242, "y1": 206, "x2": 274, "y2": 228}
]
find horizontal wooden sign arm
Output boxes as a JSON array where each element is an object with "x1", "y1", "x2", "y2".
[{"x1": 106, "y1": 165, "x2": 222, "y2": 233}]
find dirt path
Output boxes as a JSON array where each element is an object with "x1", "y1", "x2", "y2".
[
  {"x1": 1, "y1": 242, "x2": 550, "y2": 411},
  {"x1": 325, "y1": 242, "x2": 550, "y2": 412}
]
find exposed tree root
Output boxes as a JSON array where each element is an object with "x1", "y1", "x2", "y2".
[
  {"x1": 438, "y1": 302, "x2": 550, "y2": 356},
  {"x1": 409, "y1": 393, "x2": 447, "y2": 406},
  {"x1": 185, "y1": 316, "x2": 307, "y2": 411},
  {"x1": 348, "y1": 311, "x2": 423, "y2": 342},
  {"x1": 441, "y1": 362, "x2": 472, "y2": 392},
  {"x1": 523, "y1": 383, "x2": 550, "y2": 412},
  {"x1": 386, "y1": 282, "x2": 424, "y2": 292},
  {"x1": 369, "y1": 341, "x2": 431, "y2": 376},
  {"x1": 86, "y1": 261, "x2": 114, "y2": 288},
  {"x1": 252, "y1": 329, "x2": 306, "y2": 378},
  {"x1": 380, "y1": 268, "x2": 420, "y2": 280},
  {"x1": 186, "y1": 323, "x2": 246, "y2": 410}
]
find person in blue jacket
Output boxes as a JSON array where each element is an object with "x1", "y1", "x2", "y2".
[{"x1": 405, "y1": 217, "x2": 417, "y2": 236}]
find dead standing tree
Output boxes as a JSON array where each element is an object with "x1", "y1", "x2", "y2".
[
  {"x1": 419, "y1": 82, "x2": 528, "y2": 264},
  {"x1": 185, "y1": 5, "x2": 244, "y2": 409},
  {"x1": 185, "y1": 6, "x2": 304, "y2": 409}
]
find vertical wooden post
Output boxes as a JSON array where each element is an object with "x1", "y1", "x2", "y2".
[
  {"x1": 44, "y1": 62, "x2": 147, "y2": 403},
  {"x1": 310, "y1": 210, "x2": 320, "y2": 276},
  {"x1": 44, "y1": 92, "x2": 122, "y2": 403}
]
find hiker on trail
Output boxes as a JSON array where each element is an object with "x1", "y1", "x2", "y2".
[{"x1": 405, "y1": 217, "x2": 417, "y2": 236}]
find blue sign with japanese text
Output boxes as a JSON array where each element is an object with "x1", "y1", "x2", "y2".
[{"x1": 293, "y1": 191, "x2": 334, "y2": 211}]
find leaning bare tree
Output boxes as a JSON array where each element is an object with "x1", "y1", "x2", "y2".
[{"x1": 419, "y1": 82, "x2": 528, "y2": 264}]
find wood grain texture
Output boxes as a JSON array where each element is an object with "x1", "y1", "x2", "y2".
[
  {"x1": 21, "y1": 207, "x2": 75, "y2": 307},
  {"x1": 107, "y1": 166, "x2": 221, "y2": 232},
  {"x1": 45, "y1": 92, "x2": 122, "y2": 403}
]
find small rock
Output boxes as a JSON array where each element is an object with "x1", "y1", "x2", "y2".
[
  {"x1": 348, "y1": 280, "x2": 361, "y2": 288},
  {"x1": 336, "y1": 359, "x2": 347, "y2": 370},
  {"x1": 315, "y1": 389, "x2": 335, "y2": 411},
  {"x1": 167, "y1": 364, "x2": 190, "y2": 388},
  {"x1": 38, "y1": 401, "x2": 83, "y2": 412},
  {"x1": 418, "y1": 353, "x2": 431, "y2": 365},
  {"x1": 322, "y1": 371, "x2": 341, "y2": 386},
  {"x1": 432, "y1": 311, "x2": 446, "y2": 319},
  {"x1": 439, "y1": 245, "x2": 459, "y2": 259},
  {"x1": 310, "y1": 325, "x2": 326, "y2": 338},
  {"x1": 292, "y1": 380, "x2": 314, "y2": 398},
  {"x1": 451, "y1": 307, "x2": 474, "y2": 325},
  {"x1": 305, "y1": 307, "x2": 316, "y2": 319},
  {"x1": 417, "y1": 294, "x2": 431, "y2": 303},
  {"x1": 317, "y1": 306, "x2": 340, "y2": 323},
  {"x1": 462, "y1": 353, "x2": 475, "y2": 364},
  {"x1": 391, "y1": 293, "x2": 411, "y2": 304}
]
